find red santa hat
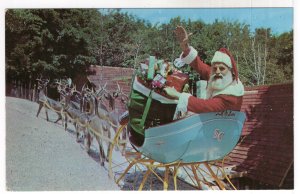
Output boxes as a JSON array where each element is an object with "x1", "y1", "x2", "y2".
[{"x1": 211, "y1": 48, "x2": 239, "y2": 82}]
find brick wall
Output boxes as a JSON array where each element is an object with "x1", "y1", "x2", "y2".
[
  {"x1": 86, "y1": 65, "x2": 134, "y2": 113},
  {"x1": 227, "y1": 83, "x2": 293, "y2": 188}
]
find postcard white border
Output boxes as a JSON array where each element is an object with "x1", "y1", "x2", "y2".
[
  {"x1": 0, "y1": 0, "x2": 294, "y2": 8},
  {"x1": 0, "y1": 0, "x2": 297, "y2": 193}
]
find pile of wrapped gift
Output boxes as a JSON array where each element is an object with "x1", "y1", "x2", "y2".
[{"x1": 127, "y1": 56, "x2": 191, "y2": 146}]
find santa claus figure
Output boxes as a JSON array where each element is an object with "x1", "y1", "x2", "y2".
[{"x1": 164, "y1": 26, "x2": 244, "y2": 115}]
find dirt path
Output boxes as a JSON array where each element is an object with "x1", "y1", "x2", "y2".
[{"x1": 5, "y1": 97, "x2": 120, "y2": 191}]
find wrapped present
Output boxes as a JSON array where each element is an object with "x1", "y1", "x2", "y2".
[
  {"x1": 136, "y1": 57, "x2": 189, "y2": 98},
  {"x1": 166, "y1": 71, "x2": 189, "y2": 92},
  {"x1": 128, "y1": 76, "x2": 177, "y2": 146},
  {"x1": 128, "y1": 55, "x2": 192, "y2": 146}
]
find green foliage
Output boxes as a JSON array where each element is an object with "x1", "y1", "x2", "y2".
[
  {"x1": 5, "y1": 9, "x2": 293, "y2": 86},
  {"x1": 6, "y1": 9, "x2": 102, "y2": 83}
]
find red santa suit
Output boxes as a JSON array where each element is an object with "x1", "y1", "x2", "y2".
[{"x1": 176, "y1": 46, "x2": 244, "y2": 114}]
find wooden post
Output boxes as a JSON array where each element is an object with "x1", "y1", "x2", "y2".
[
  {"x1": 29, "y1": 78, "x2": 32, "y2": 101},
  {"x1": 33, "y1": 84, "x2": 36, "y2": 102},
  {"x1": 24, "y1": 83, "x2": 27, "y2": 99},
  {"x1": 20, "y1": 81, "x2": 23, "y2": 98},
  {"x1": 17, "y1": 80, "x2": 20, "y2": 98}
]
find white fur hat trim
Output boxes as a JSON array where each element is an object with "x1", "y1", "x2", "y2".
[{"x1": 211, "y1": 51, "x2": 232, "y2": 68}]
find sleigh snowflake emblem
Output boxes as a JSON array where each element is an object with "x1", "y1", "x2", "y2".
[{"x1": 213, "y1": 129, "x2": 224, "y2": 142}]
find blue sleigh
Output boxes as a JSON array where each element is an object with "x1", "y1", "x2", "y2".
[
  {"x1": 135, "y1": 111, "x2": 246, "y2": 164},
  {"x1": 110, "y1": 75, "x2": 246, "y2": 190},
  {"x1": 111, "y1": 110, "x2": 246, "y2": 190},
  {"x1": 127, "y1": 76, "x2": 246, "y2": 164}
]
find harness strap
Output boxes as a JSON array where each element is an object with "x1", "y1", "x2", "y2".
[
  {"x1": 44, "y1": 99, "x2": 64, "y2": 114},
  {"x1": 139, "y1": 90, "x2": 153, "y2": 128},
  {"x1": 88, "y1": 126, "x2": 113, "y2": 143}
]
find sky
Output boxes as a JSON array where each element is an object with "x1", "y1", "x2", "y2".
[{"x1": 120, "y1": 8, "x2": 293, "y2": 35}]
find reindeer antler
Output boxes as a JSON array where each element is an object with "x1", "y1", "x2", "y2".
[
  {"x1": 73, "y1": 84, "x2": 77, "y2": 90},
  {"x1": 114, "y1": 82, "x2": 129, "y2": 104},
  {"x1": 113, "y1": 82, "x2": 127, "y2": 98},
  {"x1": 96, "y1": 82, "x2": 108, "y2": 96},
  {"x1": 44, "y1": 78, "x2": 50, "y2": 84},
  {"x1": 81, "y1": 83, "x2": 87, "y2": 93},
  {"x1": 36, "y1": 75, "x2": 43, "y2": 82},
  {"x1": 72, "y1": 84, "x2": 81, "y2": 96}
]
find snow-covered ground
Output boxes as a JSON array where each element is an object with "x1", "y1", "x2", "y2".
[
  {"x1": 5, "y1": 97, "x2": 229, "y2": 191},
  {"x1": 5, "y1": 97, "x2": 119, "y2": 191}
]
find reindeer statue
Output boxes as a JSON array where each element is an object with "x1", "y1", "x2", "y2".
[
  {"x1": 36, "y1": 78, "x2": 64, "y2": 124},
  {"x1": 57, "y1": 84, "x2": 83, "y2": 141},
  {"x1": 94, "y1": 82, "x2": 129, "y2": 153},
  {"x1": 56, "y1": 80, "x2": 84, "y2": 136},
  {"x1": 81, "y1": 86, "x2": 115, "y2": 166}
]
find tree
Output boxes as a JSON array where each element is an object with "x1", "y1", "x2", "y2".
[
  {"x1": 6, "y1": 9, "x2": 293, "y2": 87},
  {"x1": 274, "y1": 31, "x2": 293, "y2": 82},
  {"x1": 6, "y1": 9, "x2": 102, "y2": 84}
]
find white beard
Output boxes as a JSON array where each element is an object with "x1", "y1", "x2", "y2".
[{"x1": 209, "y1": 72, "x2": 233, "y2": 91}]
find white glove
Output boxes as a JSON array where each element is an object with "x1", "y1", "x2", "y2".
[{"x1": 163, "y1": 86, "x2": 181, "y2": 99}]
